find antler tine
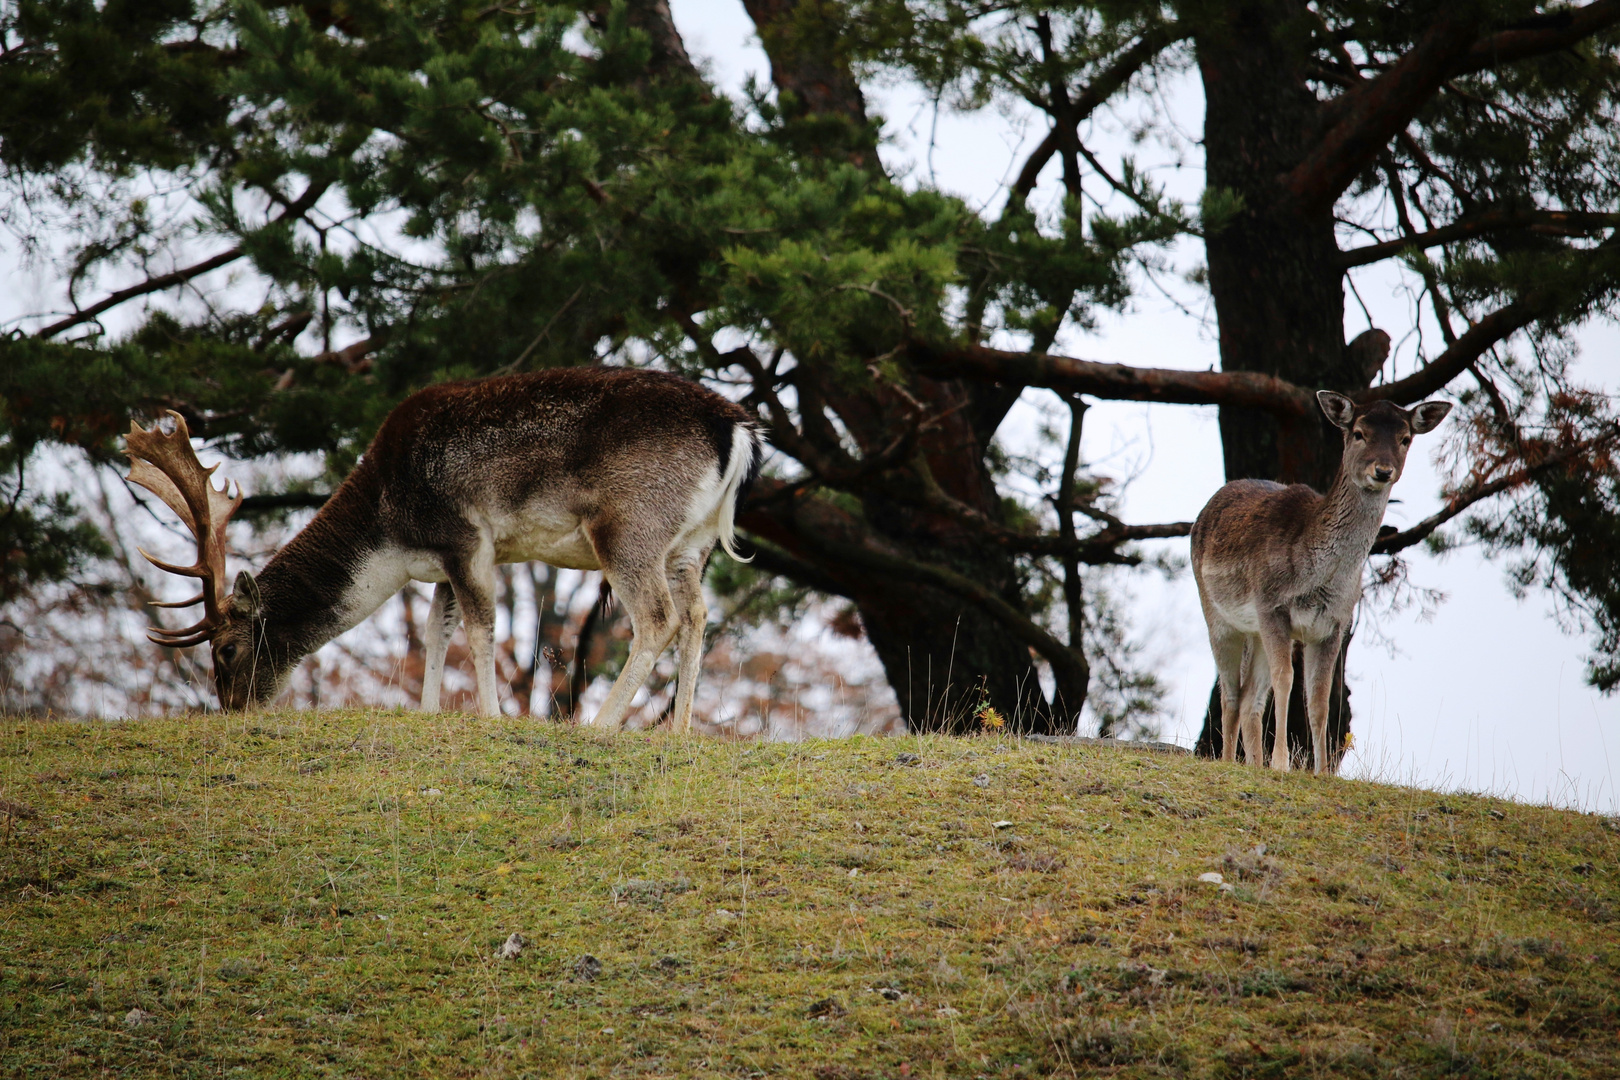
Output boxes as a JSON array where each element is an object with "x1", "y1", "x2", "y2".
[
  {"x1": 148, "y1": 591, "x2": 207, "y2": 610},
  {"x1": 124, "y1": 410, "x2": 243, "y2": 640},
  {"x1": 148, "y1": 616, "x2": 215, "y2": 641},
  {"x1": 146, "y1": 627, "x2": 214, "y2": 649},
  {"x1": 135, "y1": 547, "x2": 210, "y2": 579}
]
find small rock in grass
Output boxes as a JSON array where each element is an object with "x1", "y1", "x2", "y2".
[
  {"x1": 992, "y1": 820, "x2": 1014, "y2": 830},
  {"x1": 656, "y1": 955, "x2": 684, "y2": 971},
  {"x1": 876, "y1": 986, "x2": 904, "y2": 1001},
  {"x1": 894, "y1": 753, "x2": 921, "y2": 766},
  {"x1": 573, "y1": 955, "x2": 602, "y2": 982},
  {"x1": 495, "y1": 933, "x2": 527, "y2": 961},
  {"x1": 124, "y1": 1008, "x2": 154, "y2": 1028},
  {"x1": 1489, "y1": 809, "x2": 1506, "y2": 820},
  {"x1": 972, "y1": 774, "x2": 990, "y2": 788},
  {"x1": 807, "y1": 997, "x2": 846, "y2": 1019}
]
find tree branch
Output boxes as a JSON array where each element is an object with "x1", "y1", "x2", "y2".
[
  {"x1": 906, "y1": 339, "x2": 1315, "y2": 416},
  {"x1": 35, "y1": 181, "x2": 331, "y2": 340},
  {"x1": 1454, "y1": 0, "x2": 1620, "y2": 75},
  {"x1": 1372, "y1": 425, "x2": 1620, "y2": 554},
  {"x1": 1292, "y1": 1, "x2": 1620, "y2": 216},
  {"x1": 1340, "y1": 208, "x2": 1620, "y2": 267},
  {"x1": 1360, "y1": 296, "x2": 1541, "y2": 405},
  {"x1": 1009, "y1": 23, "x2": 1186, "y2": 202},
  {"x1": 740, "y1": 535, "x2": 855, "y2": 598},
  {"x1": 308, "y1": 332, "x2": 387, "y2": 374},
  {"x1": 1284, "y1": 11, "x2": 1484, "y2": 216}
]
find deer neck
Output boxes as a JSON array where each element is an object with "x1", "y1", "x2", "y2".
[
  {"x1": 1305, "y1": 464, "x2": 1391, "y2": 578},
  {"x1": 252, "y1": 458, "x2": 399, "y2": 660}
]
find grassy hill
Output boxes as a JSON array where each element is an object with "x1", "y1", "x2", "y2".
[{"x1": 1, "y1": 710, "x2": 1616, "y2": 1078}]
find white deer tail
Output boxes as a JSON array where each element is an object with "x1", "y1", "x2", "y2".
[{"x1": 716, "y1": 423, "x2": 761, "y2": 562}]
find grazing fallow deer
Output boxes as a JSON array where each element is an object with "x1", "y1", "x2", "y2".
[
  {"x1": 1191, "y1": 392, "x2": 1451, "y2": 774},
  {"x1": 125, "y1": 368, "x2": 761, "y2": 728}
]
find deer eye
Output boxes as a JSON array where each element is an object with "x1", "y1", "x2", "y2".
[
  {"x1": 219, "y1": 643, "x2": 238, "y2": 662},
  {"x1": 1401, "y1": 436, "x2": 1411, "y2": 446},
  {"x1": 1352, "y1": 431, "x2": 1365, "y2": 442}
]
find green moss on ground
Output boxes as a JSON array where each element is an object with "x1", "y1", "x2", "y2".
[{"x1": 0, "y1": 711, "x2": 1616, "y2": 1078}]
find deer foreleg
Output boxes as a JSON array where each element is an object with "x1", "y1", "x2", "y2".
[
  {"x1": 1236, "y1": 638, "x2": 1270, "y2": 767},
  {"x1": 421, "y1": 583, "x2": 460, "y2": 712},
  {"x1": 1258, "y1": 610, "x2": 1296, "y2": 771},
  {"x1": 1302, "y1": 634, "x2": 1341, "y2": 776},
  {"x1": 1210, "y1": 626, "x2": 1246, "y2": 763}
]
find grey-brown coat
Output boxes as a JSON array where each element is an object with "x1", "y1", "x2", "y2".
[
  {"x1": 126, "y1": 367, "x2": 761, "y2": 728},
  {"x1": 1191, "y1": 391, "x2": 1450, "y2": 773}
]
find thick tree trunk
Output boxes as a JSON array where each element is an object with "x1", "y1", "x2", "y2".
[
  {"x1": 854, "y1": 561, "x2": 1060, "y2": 735},
  {"x1": 719, "y1": 0, "x2": 1083, "y2": 734},
  {"x1": 741, "y1": 371, "x2": 1079, "y2": 736},
  {"x1": 1193, "y1": 3, "x2": 1362, "y2": 761}
]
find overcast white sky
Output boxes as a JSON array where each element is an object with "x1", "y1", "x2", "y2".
[{"x1": 669, "y1": 1, "x2": 1620, "y2": 812}]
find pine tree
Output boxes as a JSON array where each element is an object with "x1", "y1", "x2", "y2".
[{"x1": 2, "y1": 1, "x2": 1617, "y2": 744}]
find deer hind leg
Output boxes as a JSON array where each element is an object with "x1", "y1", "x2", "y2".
[
  {"x1": 668, "y1": 545, "x2": 712, "y2": 734},
  {"x1": 1210, "y1": 626, "x2": 1247, "y2": 763},
  {"x1": 1257, "y1": 610, "x2": 1296, "y2": 771},
  {"x1": 446, "y1": 535, "x2": 501, "y2": 717},
  {"x1": 589, "y1": 550, "x2": 680, "y2": 732},
  {"x1": 421, "y1": 583, "x2": 460, "y2": 713},
  {"x1": 1302, "y1": 634, "x2": 1342, "y2": 775},
  {"x1": 1236, "y1": 638, "x2": 1271, "y2": 767}
]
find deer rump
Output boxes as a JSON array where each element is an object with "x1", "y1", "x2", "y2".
[{"x1": 127, "y1": 366, "x2": 761, "y2": 728}]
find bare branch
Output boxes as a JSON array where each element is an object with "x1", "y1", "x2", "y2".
[
  {"x1": 308, "y1": 332, "x2": 387, "y2": 374},
  {"x1": 1340, "y1": 209, "x2": 1620, "y2": 267},
  {"x1": 1454, "y1": 0, "x2": 1620, "y2": 75},
  {"x1": 1009, "y1": 23, "x2": 1186, "y2": 202},
  {"x1": 1372, "y1": 425, "x2": 1620, "y2": 555},
  {"x1": 35, "y1": 181, "x2": 331, "y2": 340},
  {"x1": 1361, "y1": 296, "x2": 1541, "y2": 406},
  {"x1": 788, "y1": 515, "x2": 1091, "y2": 707},
  {"x1": 906, "y1": 339, "x2": 1315, "y2": 416},
  {"x1": 1285, "y1": 12, "x2": 1484, "y2": 215}
]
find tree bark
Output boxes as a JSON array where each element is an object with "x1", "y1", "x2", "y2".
[{"x1": 733, "y1": 0, "x2": 1078, "y2": 733}]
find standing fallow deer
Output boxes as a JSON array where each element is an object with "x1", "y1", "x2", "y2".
[
  {"x1": 125, "y1": 367, "x2": 761, "y2": 727},
  {"x1": 1191, "y1": 391, "x2": 1451, "y2": 774}
]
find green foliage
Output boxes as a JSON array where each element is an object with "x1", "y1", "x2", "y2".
[{"x1": 5, "y1": 0, "x2": 1620, "y2": 708}]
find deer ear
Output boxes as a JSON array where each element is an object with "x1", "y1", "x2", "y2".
[
  {"x1": 232, "y1": 571, "x2": 262, "y2": 619},
  {"x1": 1316, "y1": 390, "x2": 1355, "y2": 430},
  {"x1": 1409, "y1": 400, "x2": 1452, "y2": 434}
]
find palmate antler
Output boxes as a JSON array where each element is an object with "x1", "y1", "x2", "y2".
[{"x1": 124, "y1": 411, "x2": 243, "y2": 648}]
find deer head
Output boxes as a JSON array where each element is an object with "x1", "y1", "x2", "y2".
[
  {"x1": 125, "y1": 411, "x2": 271, "y2": 709},
  {"x1": 1316, "y1": 391, "x2": 1451, "y2": 492}
]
